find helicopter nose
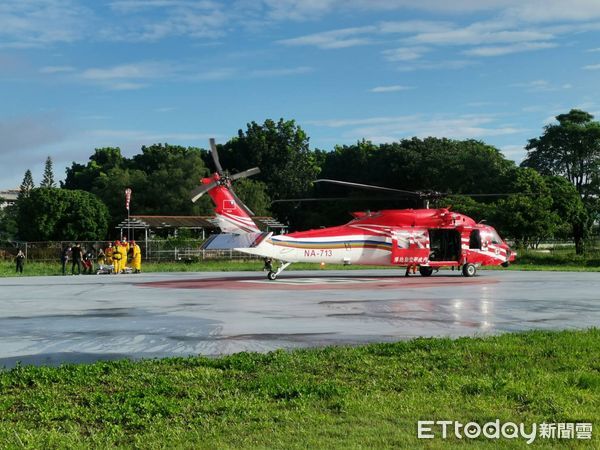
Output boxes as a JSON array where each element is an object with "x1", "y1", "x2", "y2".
[{"x1": 506, "y1": 247, "x2": 516, "y2": 262}]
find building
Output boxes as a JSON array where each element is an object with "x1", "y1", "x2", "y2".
[
  {"x1": 116, "y1": 215, "x2": 288, "y2": 241},
  {"x1": 0, "y1": 190, "x2": 18, "y2": 209}
]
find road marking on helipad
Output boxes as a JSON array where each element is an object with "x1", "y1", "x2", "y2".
[{"x1": 238, "y1": 277, "x2": 381, "y2": 285}]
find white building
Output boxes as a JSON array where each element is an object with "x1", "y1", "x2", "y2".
[{"x1": 0, "y1": 190, "x2": 18, "y2": 209}]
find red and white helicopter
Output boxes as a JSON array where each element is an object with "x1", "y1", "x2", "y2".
[{"x1": 192, "y1": 139, "x2": 516, "y2": 280}]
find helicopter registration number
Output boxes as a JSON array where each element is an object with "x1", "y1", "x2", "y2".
[{"x1": 304, "y1": 249, "x2": 333, "y2": 257}]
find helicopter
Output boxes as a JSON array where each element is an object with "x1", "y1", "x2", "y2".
[{"x1": 192, "y1": 139, "x2": 516, "y2": 280}]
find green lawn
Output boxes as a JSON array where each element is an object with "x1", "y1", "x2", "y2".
[
  {"x1": 0, "y1": 329, "x2": 598, "y2": 448},
  {"x1": 3, "y1": 253, "x2": 600, "y2": 277}
]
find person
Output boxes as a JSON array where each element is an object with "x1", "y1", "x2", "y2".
[
  {"x1": 15, "y1": 250, "x2": 25, "y2": 274},
  {"x1": 61, "y1": 246, "x2": 71, "y2": 275},
  {"x1": 112, "y1": 241, "x2": 122, "y2": 274},
  {"x1": 130, "y1": 240, "x2": 142, "y2": 273},
  {"x1": 105, "y1": 243, "x2": 114, "y2": 267},
  {"x1": 263, "y1": 257, "x2": 273, "y2": 272},
  {"x1": 97, "y1": 248, "x2": 106, "y2": 266},
  {"x1": 82, "y1": 249, "x2": 93, "y2": 274},
  {"x1": 71, "y1": 243, "x2": 82, "y2": 275},
  {"x1": 119, "y1": 240, "x2": 129, "y2": 271}
]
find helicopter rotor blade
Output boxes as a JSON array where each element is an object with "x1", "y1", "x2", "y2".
[
  {"x1": 442, "y1": 192, "x2": 540, "y2": 197},
  {"x1": 315, "y1": 179, "x2": 421, "y2": 197},
  {"x1": 190, "y1": 181, "x2": 218, "y2": 203},
  {"x1": 228, "y1": 186, "x2": 255, "y2": 216},
  {"x1": 272, "y1": 196, "x2": 415, "y2": 204},
  {"x1": 209, "y1": 138, "x2": 223, "y2": 173},
  {"x1": 230, "y1": 167, "x2": 260, "y2": 181}
]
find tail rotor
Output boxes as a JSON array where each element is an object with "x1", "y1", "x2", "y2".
[{"x1": 190, "y1": 138, "x2": 260, "y2": 217}]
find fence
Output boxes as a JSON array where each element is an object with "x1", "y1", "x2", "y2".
[
  {"x1": 2, "y1": 238, "x2": 598, "y2": 263},
  {"x1": 0, "y1": 240, "x2": 261, "y2": 263}
]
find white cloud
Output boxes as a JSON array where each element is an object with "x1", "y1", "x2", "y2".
[
  {"x1": 504, "y1": 0, "x2": 600, "y2": 23},
  {"x1": 86, "y1": 129, "x2": 213, "y2": 142},
  {"x1": 511, "y1": 79, "x2": 572, "y2": 91},
  {"x1": 249, "y1": 66, "x2": 314, "y2": 77},
  {"x1": 410, "y1": 26, "x2": 554, "y2": 46},
  {"x1": 383, "y1": 47, "x2": 429, "y2": 61},
  {"x1": 78, "y1": 61, "x2": 175, "y2": 90},
  {"x1": 105, "y1": 0, "x2": 228, "y2": 42},
  {"x1": 500, "y1": 144, "x2": 526, "y2": 162},
  {"x1": 583, "y1": 63, "x2": 600, "y2": 70},
  {"x1": 0, "y1": 0, "x2": 91, "y2": 48},
  {"x1": 370, "y1": 85, "x2": 413, "y2": 93},
  {"x1": 308, "y1": 114, "x2": 524, "y2": 141},
  {"x1": 464, "y1": 41, "x2": 557, "y2": 57},
  {"x1": 154, "y1": 107, "x2": 176, "y2": 113},
  {"x1": 80, "y1": 62, "x2": 173, "y2": 81},
  {"x1": 257, "y1": 0, "x2": 523, "y2": 22},
  {"x1": 587, "y1": 47, "x2": 600, "y2": 52},
  {"x1": 379, "y1": 20, "x2": 454, "y2": 34},
  {"x1": 278, "y1": 26, "x2": 375, "y2": 49},
  {"x1": 397, "y1": 59, "x2": 475, "y2": 71},
  {"x1": 39, "y1": 66, "x2": 76, "y2": 74}
]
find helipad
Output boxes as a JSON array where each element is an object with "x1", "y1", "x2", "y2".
[{"x1": 0, "y1": 270, "x2": 598, "y2": 368}]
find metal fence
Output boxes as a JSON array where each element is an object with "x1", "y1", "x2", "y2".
[
  {"x1": 2, "y1": 238, "x2": 598, "y2": 262},
  {"x1": 0, "y1": 240, "x2": 261, "y2": 262}
]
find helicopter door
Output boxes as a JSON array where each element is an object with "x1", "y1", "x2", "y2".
[{"x1": 428, "y1": 229, "x2": 461, "y2": 262}]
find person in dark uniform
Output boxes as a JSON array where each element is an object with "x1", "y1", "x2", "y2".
[
  {"x1": 15, "y1": 250, "x2": 25, "y2": 274},
  {"x1": 71, "y1": 243, "x2": 82, "y2": 275}
]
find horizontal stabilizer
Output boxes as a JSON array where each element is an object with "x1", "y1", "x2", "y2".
[{"x1": 201, "y1": 232, "x2": 271, "y2": 250}]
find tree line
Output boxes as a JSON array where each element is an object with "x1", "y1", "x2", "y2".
[{"x1": 1, "y1": 111, "x2": 598, "y2": 253}]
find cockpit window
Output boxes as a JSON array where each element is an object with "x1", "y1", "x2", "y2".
[{"x1": 487, "y1": 229, "x2": 502, "y2": 245}]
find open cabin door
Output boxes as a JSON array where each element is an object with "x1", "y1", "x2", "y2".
[
  {"x1": 390, "y1": 229, "x2": 430, "y2": 265},
  {"x1": 428, "y1": 229, "x2": 461, "y2": 262}
]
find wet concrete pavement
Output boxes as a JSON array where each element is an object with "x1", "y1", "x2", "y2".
[{"x1": 0, "y1": 270, "x2": 598, "y2": 367}]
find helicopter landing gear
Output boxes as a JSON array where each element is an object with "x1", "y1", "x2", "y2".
[
  {"x1": 462, "y1": 263, "x2": 477, "y2": 277},
  {"x1": 266, "y1": 261, "x2": 292, "y2": 281},
  {"x1": 419, "y1": 266, "x2": 434, "y2": 277}
]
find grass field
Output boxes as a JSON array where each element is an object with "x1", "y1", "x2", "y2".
[
  {"x1": 2, "y1": 249, "x2": 600, "y2": 277},
  {"x1": 0, "y1": 329, "x2": 598, "y2": 448}
]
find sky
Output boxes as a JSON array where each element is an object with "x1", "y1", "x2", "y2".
[{"x1": 1, "y1": 0, "x2": 600, "y2": 189}]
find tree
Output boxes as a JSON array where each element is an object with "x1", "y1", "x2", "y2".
[
  {"x1": 545, "y1": 175, "x2": 589, "y2": 243},
  {"x1": 492, "y1": 168, "x2": 559, "y2": 248},
  {"x1": 0, "y1": 202, "x2": 18, "y2": 240},
  {"x1": 232, "y1": 178, "x2": 271, "y2": 216},
  {"x1": 219, "y1": 119, "x2": 318, "y2": 198},
  {"x1": 19, "y1": 169, "x2": 35, "y2": 199},
  {"x1": 17, "y1": 188, "x2": 109, "y2": 241},
  {"x1": 522, "y1": 109, "x2": 600, "y2": 253},
  {"x1": 63, "y1": 144, "x2": 213, "y2": 233},
  {"x1": 40, "y1": 156, "x2": 56, "y2": 188}
]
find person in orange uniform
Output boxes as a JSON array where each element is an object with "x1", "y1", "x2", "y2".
[
  {"x1": 119, "y1": 240, "x2": 129, "y2": 272},
  {"x1": 130, "y1": 240, "x2": 142, "y2": 273},
  {"x1": 112, "y1": 241, "x2": 122, "y2": 274},
  {"x1": 105, "y1": 242, "x2": 114, "y2": 267}
]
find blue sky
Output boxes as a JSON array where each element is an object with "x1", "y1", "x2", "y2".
[{"x1": 1, "y1": 0, "x2": 600, "y2": 189}]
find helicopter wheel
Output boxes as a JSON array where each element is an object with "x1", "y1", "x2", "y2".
[
  {"x1": 419, "y1": 266, "x2": 433, "y2": 277},
  {"x1": 462, "y1": 263, "x2": 477, "y2": 277},
  {"x1": 267, "y1": 271, "x2": 277, "y2": 281}
]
